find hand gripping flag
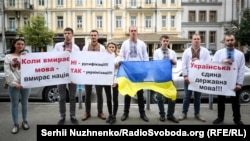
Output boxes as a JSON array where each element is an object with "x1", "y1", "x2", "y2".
[{"x1": 117, "y1": 60, "x2": 177, "y2": 101}]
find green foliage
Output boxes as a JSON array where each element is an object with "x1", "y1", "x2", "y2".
[
  {"x1": 224, "y1": 20, "x2": 238, "y2": 35},
  {"x1": 235, "y1": 8, "x2": 250, "y2": 46},
  {"x1": 17, "y1": 15, "x2": 55, "y2": 50}
]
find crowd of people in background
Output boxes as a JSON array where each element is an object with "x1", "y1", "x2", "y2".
[{"x1": 4, "y1": 26, "x2": 245, "y2": 134}]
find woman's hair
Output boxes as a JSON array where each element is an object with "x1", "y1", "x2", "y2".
[
  {"x1": 107, "y1": 42, "x2": 119, "y2": 57},
  {"x1": 9, "y1": 38, "x2": 25, "y2": 54}
]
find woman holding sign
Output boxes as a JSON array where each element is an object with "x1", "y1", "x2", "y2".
[{"x1": 4, "y1": 38, "x2": 30, "y2": 134}]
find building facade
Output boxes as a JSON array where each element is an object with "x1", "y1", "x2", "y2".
[
  {"x1": 182, "y1": 0, "x2": 250, "y2": 52},
  {"x1": 0, "y1": 0, "x2": 249, "y2": 58}
]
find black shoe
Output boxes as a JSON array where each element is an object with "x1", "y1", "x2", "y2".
[
  {"x1": 11, "y1": 124, "x2": 19, "y2": 134},
  {"x1": 106, "y1": 116, "x2": 112, "y2": 123},
  {"x1": 22, "y1": 121, "x2": 30, "y2": 130},
  {"x1": 58, "y1": 117, "x2": 65, "y2": 125},
  {"x1": 70, "y1": 116, "x2": 79, "y2": 125},
  {"x1": 121, "y1": 113, "x2": 128, "y2": 121},
  {"x1": 213, "y1": 118, "x2": 223, "y2": 124},
  {"x1": 110, "y1": 116, "x2": 116, "y2": 125},
  {"x1": 234, "y1": 120, "x2": 244, "y2": 125},
  {"x1": 140, "y1": 114, "x2": 149, "y2": 122},
  {"x1": 167, "y1": 116, "x2": 179, "y2": 123},
  {"x1": 159, "y1": 115, "x2": 165, "y2": 122}
]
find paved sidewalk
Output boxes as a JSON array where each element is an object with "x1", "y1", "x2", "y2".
[{"x1": 0, "y1": 102, "x2": 249, "y2": 140}]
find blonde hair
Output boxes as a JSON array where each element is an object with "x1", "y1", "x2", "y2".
[{"x1": 106, "y1": 42, "x2": 119, "y2": 57}]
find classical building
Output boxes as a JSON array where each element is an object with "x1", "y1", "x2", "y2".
[
  {"x1": 182, "y1": 0, "x2": 250, "y2": 53},
  {"x1": 0, "y1": 0, "x2": 249, "y2": 58}
]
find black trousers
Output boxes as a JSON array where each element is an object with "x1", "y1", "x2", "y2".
[
  {"x1": 217, "y1": 90, "x2": 241, "y2": 121},
  {"x1": 84, "y1": 85, "x2": 103, "y2": 114},
  {"x1": 103, "y1": 85, "x2": 119, "y2": 116},
  {"x1": 123, "y1": 89, "x2": 145, "y2": 115}
]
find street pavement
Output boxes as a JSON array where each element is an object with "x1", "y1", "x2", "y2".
[{"x1": 0, "y1": 102, "x2": 249, "y2": 140}]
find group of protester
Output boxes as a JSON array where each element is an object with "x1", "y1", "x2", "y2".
[{"x1": 4, "y1": 26, "x2": 245, "y2": 134}]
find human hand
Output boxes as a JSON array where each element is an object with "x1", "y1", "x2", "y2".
[
  {"x1": 64, "y1": 48, "x2": 72, "y2": 52},
  {"x1": 171, "y1": 59, "x2": 176, "y2": 65},
  {"x1": 184, "y1": 76, "x2": 190, "y2": 84},
  {"x1": 223, "y1": 59, "x2": 232, "y2": 65},
  {"x1": 234, "y1": 85, "x2": 241, "y2": 91},
  {"x1": 15, "y1": 84, "x2": 23, "y2": 89},
  {"x1": 192, "y1": 58, "x2": 198, "y2": 62},
  {"x1": 112, "y1": 83, "x2": 117, "y2": 87}
]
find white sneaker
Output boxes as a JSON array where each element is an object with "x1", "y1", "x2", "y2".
[{"x1": 22, "y1": 121, "x2": 30, "y2": 130}]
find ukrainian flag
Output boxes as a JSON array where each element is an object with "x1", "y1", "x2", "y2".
[{"x1": 117, "y1": 60, "x2": 177, "y2": 101}]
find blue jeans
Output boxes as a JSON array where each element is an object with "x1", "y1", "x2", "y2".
[
  {"x1": 182, "y1": 81, "x2": 201, "y2": 115},
  {"x1": 156, "y1": 93, "x2": 175, "y2": 117},
  {"x1": 8, "y1": 86, "x2": 30, "y2": 124}
]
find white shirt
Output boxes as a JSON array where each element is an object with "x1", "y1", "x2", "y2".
[
  {"x1": 119, "y1": 38, "x2": 149, "y2": 61},
  {"x1": 213, "y1": 47, "x2": 245, "y2": 85},
  {"x1": 182, "y1": 46, "x2": 211, "y2": 77}
]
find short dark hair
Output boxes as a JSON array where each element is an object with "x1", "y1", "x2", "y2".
[
  {"x1": 160, "y1": 35, "x2": 169, "y2": 40},
  {"x1": 64, "y1": 27, "x2": 74, "y2": 34},
  {"x1": 224, "y1": 34, "x2": 235, "y2": 40},
  {"x1": 90, "y1": 29, "x2": 99, "y2": 35}
]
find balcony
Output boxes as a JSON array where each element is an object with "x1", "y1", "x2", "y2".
[
  {"x1": 114, "y1": 5, "x2": 120, "y2": 9},
  {"x1": 6, "y1": 27, "x2": 16, "y2": 32},
  {"x1": 125, "y1": 2, "x2": 156, "y2": 10},
  {"x1": 4, "y1": 2, "x2": 33, "y2": 11}
]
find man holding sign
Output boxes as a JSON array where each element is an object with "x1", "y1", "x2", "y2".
[
  {"x1": 179, "y1": 34, "x2": 211, "y2": 122},
  {"x1": 212, "y1": 34, "x2": 245, "y2": 125},
  {"x1": 53, "y1": 27, "x2": 80, "y2": 125}
]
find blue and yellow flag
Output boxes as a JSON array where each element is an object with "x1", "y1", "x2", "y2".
[{"x1": 117, "y1": 60, "x2": 177, "y2": 101}]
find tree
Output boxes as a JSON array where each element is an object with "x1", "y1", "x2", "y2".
[
  {"x1": 17, "y1": 15, "x2": 55, "y2": 52},
  {"x1": 235, "y1": 8, "x2": 250, "y2": 46}
]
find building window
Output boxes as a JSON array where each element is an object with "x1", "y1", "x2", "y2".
[
  {"x1": 96, "y1": 0, "x2": 103, "y2": 5},
  {"x1": 171, "y1": 16, "x2": 175, "y2": 27},
  {"x1": 162, "y1": 16, "x2": 166, "y2": 28},
  {"x1": 76, "y1": 0, "x2": 83, "y2": 5},
  {"x1": 57, "y1": 0, "x2": 63, "y2": 6},
  {"x1": 130, "y1": 16, "x2": 137, "y2": 26},
  {"x1": 130, "y1": 0, "x2": 136, "y2": 7},
  {"x1": 115, "y1": 0, "x2": 122, "y2": 5},
  {"x1": 199, "y1": 31, "x2": 206, "y2": 43},
  {"x1": 145, "y1": 16, "x2": 152, "y2": 28},
  {"x1": 38, "y1": 0, "x2": 45, "y2": 6},
  {"x1": 172, "y1": 44, "x2": 183, "y2": 51},
  {"x1": 9, "y1": 18, "x2": 15, "y2": 31},
  {"x1": 145, "y1": 0, "x2": 151, "y2": 4},
  {"x1": 9, "y1": 0, "x2": 15, "y2": 6},
  {"x1": 75, "y1": 38, "x2": 85, "y2": 50},
  {"x1": 23, "y1": 17, "x2": 28, "y2": 25},
  {"x1": 96, "y1": 16, "x2": 103, "y2": 28},
  {"x1": 189, "y1": 0, "x2": 196, "y2": 2},
  {"x1": 188, "y1": 31, "x2": 195, "y2": 40},
  {"x1": 209, "y1": 31, "x2": 216, "y2": 43},
  {"x1": 209, "y1": 11, "x2": 216, "y2": 22},
  {"x1": 189, "y1": 11, "x2": 195, "y2": 22},
  {"x1": 171, "y1": 0, "x2": 175, "y2": 4},
  {"x1": 199, "y1": 11, "x2": 206, "y2": 22},
  {"x1": 57, "y1": 16, "x2": 63, "y2": 28},
  {"x1": 199, "y1": 0, "x2": 206, "y2": 2},
  {"x1": 116, "y1": 16, "x2": 122, "y2": 28},
  {"x1": 162, "y1": 0, "x2": 166, "y2": 4},
  {"x1": 76, "y1": 16, "x2": 82, "y2": 28},
  {"x1": 209, "y1": 0, "x2": 217, "y2": 2}
]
